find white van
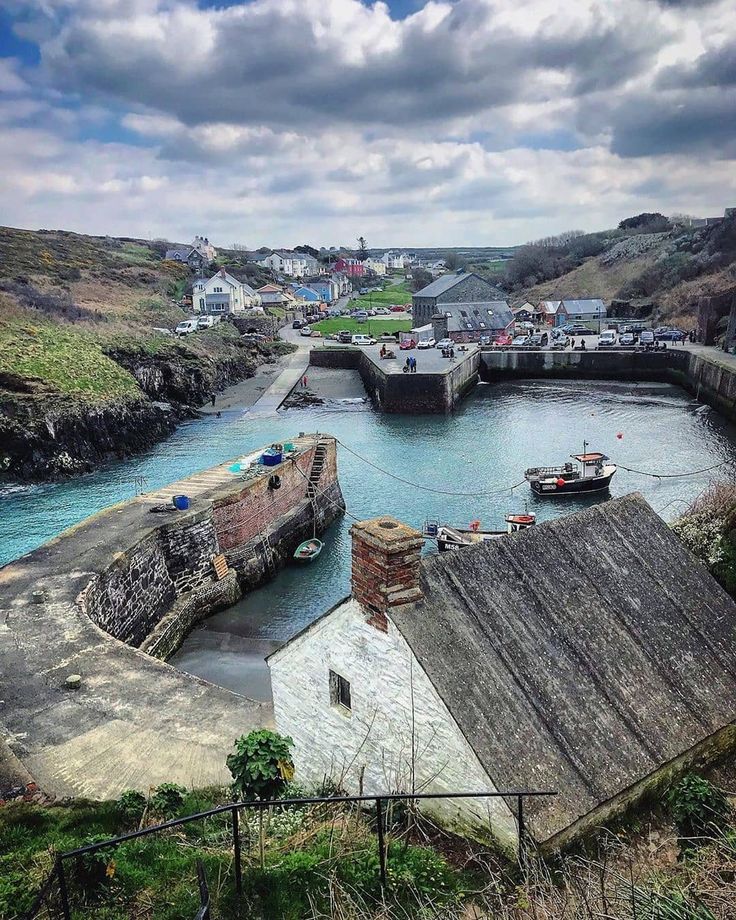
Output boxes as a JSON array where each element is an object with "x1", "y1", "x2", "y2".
[
  {"x1": 196, "y1": 315, "x2": 218, "y2": 330},
  {"x1": 175, "y1": 319, "x2": 198, "y2": 335},
  {"x1": 598, "y1": 330, "x2": 617, "y2": 348},
  {"x1": 352, "y1": 334, "x2": 377, "y2": 346}
]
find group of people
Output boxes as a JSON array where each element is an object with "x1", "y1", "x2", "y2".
[{"x1": 404, "y1": 356, "x2": 418, "y2": 373}]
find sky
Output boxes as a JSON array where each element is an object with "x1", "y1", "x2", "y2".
[{"x1": 0, "y1": 0, "x2": 734, "y2": 248}]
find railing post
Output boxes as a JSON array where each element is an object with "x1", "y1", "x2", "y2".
[
  {"x1": 517, "y1": 794, "x2": 525, "y2": 865},
  {"x1": 56, "y1": 855, "x2": 71, "y2": 920},
  {"x1": 375, "y1": 797, "x2": 387, "y2": 892},
  {"x1": 232, "y1": 806, "x2": 243, "y2": 901}
]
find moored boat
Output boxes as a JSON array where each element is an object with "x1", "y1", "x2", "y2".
[
  {"x1": 525, "y1": 444, "x2": 616, "y2": 496},
  {"x1": 293, "y1": 538, "x2": 323, "y2": 562},
  {"x1": 427, "y1": 513, "x2": 536, "y2": 552}
]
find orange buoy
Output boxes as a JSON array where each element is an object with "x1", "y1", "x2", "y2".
[
  {"x1": 616, "y1": 432, "x2": 624, "y2": 440},
  {"x1": 556, "y1": 478, "x2": 566, "y2": 487},
  {"x1": 469, "y1": 520, "x2": 481, "y2": 532}
]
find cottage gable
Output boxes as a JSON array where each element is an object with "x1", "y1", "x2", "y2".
[{"x1": 412, "y1": 272, "x2": 506, "y2": 325}]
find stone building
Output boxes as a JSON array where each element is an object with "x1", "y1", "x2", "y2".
[
  {"x1": 412, "y1": 271, "x2": 506, "y2": 326},
  {"x1": 268, "y1": 495, "x2": 736, "y2": 852},
  {"x1": 432, "y1": 300, "x2": 513, "y2": 344}
]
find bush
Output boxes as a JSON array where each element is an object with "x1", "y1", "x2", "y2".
[
  {"x1": 118, "y1": 789, "x2": 147, "y2": 823},
  {"x1": 150, "y1": 783, "x2": 187, "y2": 819},
  {"x1": 665, "y1": 773, "x2": 730, "y2": 842},
  {"x1": 71, "y1": 834, "x2": 117, "y2": 893},
  {"x1": 226, "y1": 729, "x2": 294, "y2": 801}
]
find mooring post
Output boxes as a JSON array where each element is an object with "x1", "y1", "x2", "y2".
[
  {"x1": 232, "y1": 806, "x2": 243, "y2": 900},
  {"x1": 376, "y1": 797, "x2": 387, "y2": 891},
  {"x1": 56, "y1": 855, "x2": 71, "y2": 920}
]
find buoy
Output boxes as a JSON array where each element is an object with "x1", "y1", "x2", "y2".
[
  {"x1": 268, "y1": 474, "x2": 282, "y2": 490},
  {"x1": 616, "y1": 432, "x2": 624, "y2": 440},
  {"x1": 556, "y1": 478, "x2": 566, "y2": 488},
  {"x1": 469, "y1": 520, "x2": 481, "y2": 532}
]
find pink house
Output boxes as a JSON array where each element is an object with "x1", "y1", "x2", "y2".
[{"x1": 334, "y1": 258, "x2": 365, "y2": 278}]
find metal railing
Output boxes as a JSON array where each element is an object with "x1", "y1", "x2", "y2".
[{"x1": 25, "y1": 788, "x2": 556, "y2": 919}]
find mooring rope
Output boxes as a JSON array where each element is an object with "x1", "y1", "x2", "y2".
[{"x1": 617, "y1": 460, "x2": 731, "y2": 479}]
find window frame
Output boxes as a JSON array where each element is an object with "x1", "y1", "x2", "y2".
[{"x1": 329, "y1": 669, "x2": 352, "y2": 713}]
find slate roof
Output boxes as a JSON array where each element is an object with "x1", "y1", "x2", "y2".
[
  {"x1": 540, "y1": 300, "x2": 562, "y2": 314},
  {"x1": 437, "y1": 301, "x2": 513, "y2": 332},
  {"x1": 562, "y1": 299, "x2": 606, "y2": 315},
  {"x1": 390, "y1": 494, "x2": 736, "y2": 844},
  {"x1": 414, "y1": 271, "x2": 505, "y2": 301}
]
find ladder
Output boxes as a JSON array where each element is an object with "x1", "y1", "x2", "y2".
[
  {"x1": 307, "y1": 440, "x2": 328, "y2": 500},
  {"x1": 260, "y1": 531, "x2": 276, "y2": 575}
]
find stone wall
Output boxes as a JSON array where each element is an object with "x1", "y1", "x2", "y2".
[{"x1": 77, "y1": 437, "x2": 344, "y2": 656}]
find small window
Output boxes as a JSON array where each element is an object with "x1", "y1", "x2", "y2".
[{"x1": 329, "y1": 670, "x2": 351, "y2": 711}]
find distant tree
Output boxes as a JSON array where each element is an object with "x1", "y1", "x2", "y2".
[
  {"x1": 231, "y1": 243, "x2": 250, "y2": 251},
  {"x1": 618, "y1": 213, "x2": 670, "y2": 232},
  {"x1": 295, "y1": 244, "x2": 320, "y2": 259},
  {"x1": 444, "y1": 251, "x2": 466, "y2": 271},
  {"x1": 411, "y1": 268, "x2": 433, "y2": 292},
  {"x1": 356, "y1": 236, "x2": 368, "y2": 261}
]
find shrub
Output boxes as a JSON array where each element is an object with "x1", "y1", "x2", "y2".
[
  {"x1": 226, "y1": 729, "x2": 294, "y2": 801},
  {"x1": 118, "y1": 789, "x2": 147, "y2": 823},
  {"x1": 150, "y1": 783, "x2": 186, "y2": 819},
  {"x1": 71, "y1": 834, "x2": 117, "y2": 893},
  {"x1": 665, "y1": 773, "x2": 730, "y2": 842}
]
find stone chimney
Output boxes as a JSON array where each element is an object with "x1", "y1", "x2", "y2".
[
  {"x1": 351, "y1": 517, "x2": 424, "y2": 632},
  {"x1": 220, "y1": 268, "x2": 226, "y2": 277}
]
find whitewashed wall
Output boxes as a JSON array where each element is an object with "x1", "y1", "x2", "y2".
[{"x1": 269, "y1": 598, "x2": 517, "y2": 847}]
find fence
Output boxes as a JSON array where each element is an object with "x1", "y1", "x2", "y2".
[{"x1": 24, "y1": 788, "x2": 556, "y2": 919}]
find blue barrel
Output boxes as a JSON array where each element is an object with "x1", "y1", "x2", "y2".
[
  {"x1": 261, "y1": 450, "x2": 283, "y2": 467},
  {"x1": 173, "y1": 495, "x2": 190, "y2": 510}
]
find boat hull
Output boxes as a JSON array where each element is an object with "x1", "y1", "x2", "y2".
[
  {"x1": 529, "y1": 471, "x2": 615, "y2": 497},
  {"x1": 293, "y1": 539, "x2": 323, "y2": 562}
]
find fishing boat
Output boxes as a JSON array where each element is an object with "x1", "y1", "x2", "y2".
[
  {"x1": 426, "y1": 513, "x2": 536, "y2": 552},
  {"x1": 525, "y1": 443, "x2": 616, "y2": 496},
  {"x1": 293, "y1": 538, "x2": 323, "y2": 562}
]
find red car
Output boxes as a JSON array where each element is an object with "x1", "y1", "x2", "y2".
[
  {"x1": 390, "y1": 305, "x2": 406, "y2": 312},
  {"x1": 399, "y1": 339, "x2": 416, "y2": 350},
  {"x1": 493, "y1": 333, "x2": 513, "y2": 347}
]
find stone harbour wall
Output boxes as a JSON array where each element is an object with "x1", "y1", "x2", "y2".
[{"x1": 77, "y1": 436, "x2": 344, "y2": 657}]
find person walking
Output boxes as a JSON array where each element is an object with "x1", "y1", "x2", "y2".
[
  {"x1": 210, "y1": 392, "x2": 216, "y2": 407},
  {"x1": 405, "y1": 357, "x2": 411, "y2": 372},
  {"x1": 302, "y1": 374, "x2": 308, "y2": 388},
  {"x1": 411, "y1": 356, "x2": 417, "y2": 373}
]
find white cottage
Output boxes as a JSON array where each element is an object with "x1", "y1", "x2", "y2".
[
  {"x1": 269, "y1": 498, "x2": 736, "y2": 853},
  {"x1": 192, "y1": 269, "x2": 261, "y2": 315}
]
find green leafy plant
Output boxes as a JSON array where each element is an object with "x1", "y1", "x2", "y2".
[
  {"x1": 118, "y1": 789, "x2": 147, "y2": 823},
  {"x1": 72, "y1": 834, "x2": 117, "y2": 893},
  {"x1": 150, "y1": 783, "x2": 186, "y2": 819},
  {"x1": 226, "y1": 729, "x2": 294, "y2": 801},
  {"x1": 665, "y1": 773, "x2": 730, "y2": 843}
]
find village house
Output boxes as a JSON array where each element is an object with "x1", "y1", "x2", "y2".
[
  {"x1": 560, "y1": 298, "x2": 607, "y2": 327},
  {"x1": 331, "y1": 272, "x2": 352, "y2": 295},
  {"x1": 257, "y1": 283, "x2": 293, "y2": 306},
  {"x1": 512, "y1": 302, "x2": 538, "y2": 323},
  {"x1": 333, "y1": 257, "x2": 365, "y2": 278},
  {"x1": 191, "y1": 235, "x2": 217, "y2": 262},
  {"x1": 268, "y1": 495, "x2": 736, "y2": 852},
  {"x1": 362, "y1": 258, "x2": 387, "y2": 276},
  {"x1": 538, "y1": 300, "x2": 565, "y2": 325},
  {"x1": 192, "y1": 268, "x2": 261, "y2": 315},
  {"x1": 164, "y1": 247, "x2": 207, "y2": 270},
  {"x1": 433, "y1": 301, "x2": 513, "y2": 344},
  {"x1": 304, "y1": 278, "x2": 339, "y2": 304},
  {"x1": 291, "y1": 285, "x2": 322, "y2": 306},
  {"x1": 412, "y1": 270, "x2": 507, "y2": 327},
  {"x1": 261, "y1": 250, "x2": 308, "y2": 277},
  {"x1": 381, "y1": 250, "x2": 410, "y2": 270}
]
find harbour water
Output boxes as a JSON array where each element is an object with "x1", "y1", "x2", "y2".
[{"x1": 2, "y1": 379, "x2": 734, "y2": 700}]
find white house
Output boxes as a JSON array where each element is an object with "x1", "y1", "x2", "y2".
[
  {"x1": 262, "y1": 250, "x2": 308, "y2": 277},
  {"x1": 192, "y1": 269, "x2": 261, "y2": 315},
  {"x1": 363, "y1": 258, "x2": 387, "y2": 276},
  {"x1": 191, "y1": 235, "x2": 217, "y2": 262},
  {"x1": 268, "y1": 499, "x2": 736, "y2": 853},
  {"x1": 381, "y1": 251, "x2": 409, "y2": 270}
]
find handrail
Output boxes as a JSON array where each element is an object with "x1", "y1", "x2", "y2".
[{"x1": 29, "y1": 788, "x2": 556, "y2": 919}]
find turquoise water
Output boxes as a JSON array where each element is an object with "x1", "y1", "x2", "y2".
[{"x1": 2, "y1": 379, "x2": 734, "y2": 698}]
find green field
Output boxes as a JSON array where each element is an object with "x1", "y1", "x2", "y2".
[
  {"x1": 349, "y1": 282, "x2": 411, "y2": 312},
  {"x1": 311, "y1": 317, "x2": 412, "y2": 336}
]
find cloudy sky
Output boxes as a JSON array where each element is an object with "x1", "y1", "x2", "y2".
[{"x1": 1, "y1": 0, "x2": 734, "y2": 248}]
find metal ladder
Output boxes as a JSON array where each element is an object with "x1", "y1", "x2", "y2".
[{"x1": 307, "y1": 440, "x2": 328, "y2": 500}]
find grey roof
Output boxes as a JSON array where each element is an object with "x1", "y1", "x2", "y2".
[
  {"x1": 562, "y1": 299, "x2": 606, "y2": 315},
  {"x1": 165, "y1": 248, "x2": 193, "y2": 260},
  {"x1": 391, "y1": 494, "x2": 736, "y2": 844},
  {"x1": 540, "y1": 300, "x2": 562, "y2": 313},
  {"x1": 413, "y1": 271, "x2": 505, "y2": 301},
  {"x1": 436, "y1": 301, "x2": 513, "y2": 332}
]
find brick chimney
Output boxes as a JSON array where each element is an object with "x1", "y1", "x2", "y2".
[
  {"x1": 220, "y1": 268, "x2": 226, "y2": 277},
  {"x1": 351, "y1": 517, "x2": 424, "y2": 632}
]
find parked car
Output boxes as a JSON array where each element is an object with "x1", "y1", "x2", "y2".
[
  {"x1": 511, "y1": 335, "x2": 530, "y2": 347},
  {"x1": 656, "y1": 328, "x2": 685, "y2": 342},
  {"x1": 310, "y1": 330, "x2": 322, "y2": 338},
  {"x1": 242, "y1": 332, "x2": 267, "y2": 342},
  {"x1": 550, "y1": 334, "x2": 569, "y2": 349},
  {"x1": 292, "y1": 319, "x2": 303, "y2": 329},
  {"x1": 152, "y1": 326, "x2": 173, "y2": 336},
  {"x1": 639, "y1": 330, "x2": 655, "y2": 346},
  {"x1": 300, "y1": 325, "x2": 312, "y2": 337},
  {"x1": 568, "y1": 324, "x2": 596, "y2": 336},
  {"x1": 399, "y1": 339, "x2": 416, "y2": 350},
  {"x1": 619, "y1": 332, "x2": 635, "y2": 346},
  {"x1": 338, "y1": 330, "x2": 353, "y2": 344},
  {"x1": 598, "y1": 330, "x2": 617, "y2": 348},
  {"x1": 197, "y1": 315, "x2": 218, "y2": 329},
  {"x1": 493, "y1": 333, "x2": 513, "y2": 347},
  {"x1": 417, "y1": 338, "x2": 435, "y2": 349},
  {"x1": 175, "y1": 319, "x2": 198, "y2": 335},
  {"x1": 390, "y1": 305, "x2": 406, "y2": 312},
  {"x1": 375, "y1": 307, "x2": 390, "y2": 315},
  {"x1": 377, "y1": 333, "x2": 398, "y2": 343},
  {"x1": 528, "y1": 332, "x2": 549, "y2": 348},
  {"x1": 351, "y1": 310, "x2": 368, "y2": 319},
  {"x1": 352, "y1": 334, "x2": 376, "y2": 346},
  {"x1": 435, "y1": 338, "x2": 454, "y2": 349}
]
